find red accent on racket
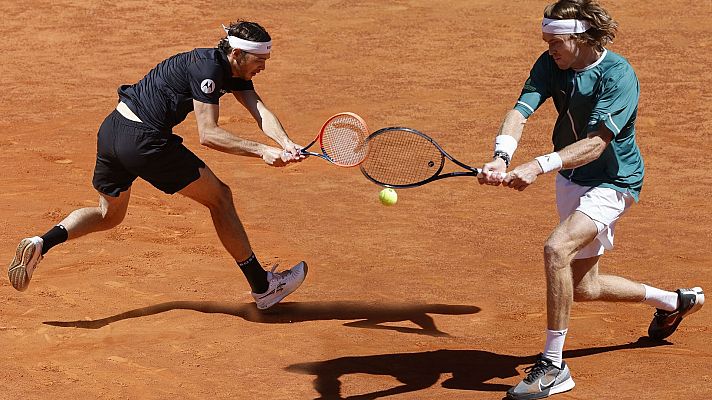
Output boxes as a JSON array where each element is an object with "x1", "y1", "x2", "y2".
[{"x1": 300, "y1": 112, "x2": 369, "y2": 167}]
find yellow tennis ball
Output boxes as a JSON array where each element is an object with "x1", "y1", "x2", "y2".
[{"x1": 379, "y1": 188, "x2": 398, "y2": 206}]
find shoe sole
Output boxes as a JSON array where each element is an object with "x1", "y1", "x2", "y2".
[
  {"x1": 506, "y1": 377, "x2": 575, "y2": 400},
  {"x1": 549, "y1": 377, "x2": 575, "y2": 396},
  {"x1": 8, "y1": 238, "x2": 39, "y2": 292},
  {"x1": 256, "y1": 262, "x2": 308, "y2": 310}
]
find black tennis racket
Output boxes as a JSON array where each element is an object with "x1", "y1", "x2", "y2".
[{"x1": 360, "y1": 127, "x2": 483, "y2": 188}]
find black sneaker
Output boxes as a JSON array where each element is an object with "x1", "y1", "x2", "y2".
[
  {"x1": 648, "y1": 287, "x2": 704, "y2": 341},
  {"x1": 506, "y1": 354, "x2": 575, "y2": 400}
]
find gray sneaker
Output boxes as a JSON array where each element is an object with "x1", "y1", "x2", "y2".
[
  {"x1": 648, "y1": 287, "x2": 704, "y2": 341},
  {"x1": 507, "y1": 354, "x2": 575, "y2": 400},
  {"x1": 252, "y1": 261, "x2": 308, "y2": 310},
  {"x1": 8, "y1": 236, "x2": 44, "y2": 291}
]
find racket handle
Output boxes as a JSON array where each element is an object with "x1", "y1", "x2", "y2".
[
  {"x1": 300, "y1": 149, "x2": 321, "y2": 157},
  {"x1": 477, "y1": 170, "x2": 507, "y2": 180},
  {"x1": 281, "y1": 150, "x2": 290, "y2": 162}
]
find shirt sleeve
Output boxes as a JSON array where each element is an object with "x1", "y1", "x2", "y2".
[
  {"x1": 586, "y1": 63, "x2": 640, "y2": 137},
  {"x1": 224, "y1": 78, "x2": 255, "y2": 92},
  {"x1": 513, "y1": 52, "x2": 552, "y2": 118},
  {"x1": 187, "y1": 60, "x2": 224, "y2": 104}
]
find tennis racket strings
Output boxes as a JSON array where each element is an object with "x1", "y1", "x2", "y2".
[
  {"x1": 320, "y1": 114, "x2": 370, "y2": 166},
  {"x1": 360, "y1": 128, "x2": 444, "y2": 187}
]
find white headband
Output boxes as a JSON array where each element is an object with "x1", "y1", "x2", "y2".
[
  {"x1": 542, "y1": 18, "x2": 591, "y2": 34},
  {"x1": 222, "y1": 24, "x2": 272, "y2": 54}
]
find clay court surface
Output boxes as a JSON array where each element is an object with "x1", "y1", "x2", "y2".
[{"x1": 1, "y1": 1, "x2": 710, "y2": 399}]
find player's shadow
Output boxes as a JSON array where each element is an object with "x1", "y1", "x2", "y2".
[
  {"x1": 43, "y1": 301, "x2": 480, "y2": 336},
  {"x1": 286, "y1": 337, "x2": 670, "y2": 399}
]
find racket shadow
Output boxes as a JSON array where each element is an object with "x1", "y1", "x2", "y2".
[
  {"x1": 43, "y1": 301, "x2": 480, "y2": 337},
  {"x1": 286, "y1": 337, "x2": 671, "y2": 399}
]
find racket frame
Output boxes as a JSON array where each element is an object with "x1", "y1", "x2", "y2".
[
  {"x1": 360, "y1": 126, "x2": 482, "y2": 188},
  {"x1": 300, "y1": 112, "x2": 369, "y2": 167}
]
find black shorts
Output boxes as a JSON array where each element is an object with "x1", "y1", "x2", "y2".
[{"x1": 92, "y1": 110, "x2": 205, "y2": 197}]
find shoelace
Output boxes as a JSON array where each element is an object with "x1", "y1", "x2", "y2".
[
  {"x1": 523, "y1": 358, "x2": 552, "y2": 383},
  {"x1": 269, "y1": 264, "x2": 294, "y2": 280}
]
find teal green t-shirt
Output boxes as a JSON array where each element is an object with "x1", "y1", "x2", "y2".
[{"x1": 514, "y1": 49, "x2": 644, "y2": 201}]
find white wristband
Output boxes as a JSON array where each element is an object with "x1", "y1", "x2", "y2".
[
  {"x1": 535, "y1": 152, "x2": 563, "y2": 173},
  {"x1": 494, "y1": 135, "x2": 518, "y2": 159}
]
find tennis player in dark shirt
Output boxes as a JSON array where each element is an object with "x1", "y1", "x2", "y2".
[{"x1": 9, "y1": 20, "x2": 307, "y2": 310}]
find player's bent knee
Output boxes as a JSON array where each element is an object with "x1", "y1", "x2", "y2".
[
  {"x1": 106, "y1": 212, "x2": 126, "y2": 228},
  {"x1": 543, "y1": 241, "x2": 567, "y2": 266},
  {"x1": 98, "y1": 203, "x2": 128, "y2": 229},
  {"x1": 184, "y1": 171, "x2": 235, "y2": 211},
  {"x1": 216, "y1": 181, "x2": 233, "y2": 201},
  {"x1": 544, "y1": 232, "x2": 581, "y2": 267},
  {"x1": 205, "y1": 181, "x2": 234, "y2": 211},
  {"x1": 100, "y1": 208, "x2": 127, "y2": 229}
]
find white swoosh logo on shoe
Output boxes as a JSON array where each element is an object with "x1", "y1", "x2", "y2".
[{"x1": 538, "y1": 375, "x2": 557, "y2": 391}]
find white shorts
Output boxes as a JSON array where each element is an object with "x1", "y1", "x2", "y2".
[{"x1": 556, "y1": 174, "x2": 634, "y2": 259}]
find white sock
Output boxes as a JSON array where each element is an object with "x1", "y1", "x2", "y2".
[
  {"x1": 642, "y1": 284, "x2": 678, "y2": 312},
  {"x1": 543, "y1": 329, "x2": 567, "y2": 368}
]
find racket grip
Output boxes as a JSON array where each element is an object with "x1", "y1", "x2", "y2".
[
  {"x1": 477, "y1": 170, "x2": 507, "y2": 180},
  {"x1": 301, "y1": 150, "x2": 321, "y2": 157}
]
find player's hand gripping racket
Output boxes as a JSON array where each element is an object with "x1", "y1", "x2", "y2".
[
  {"x1": 360, "y1": 127, "x2": 484, "y2": 188},
  {"x1": 297, "y1": 112, "x2": 370, "y2": 167}
]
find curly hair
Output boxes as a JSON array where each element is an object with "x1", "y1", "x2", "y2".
[
  {"x1": 217, "y1": 20, "x2": 271, "y2": 56},
  {"x1": 544, "y1": 0, "x2": 618, "y2": 50}
]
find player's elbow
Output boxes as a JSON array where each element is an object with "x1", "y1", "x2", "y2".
[
  {"x1": 592, "y1": 140, "x2": 609, "y2": 159},
  {"x1": 199, "y1": 137, "x2": 221, "y2": 150},
  {"x1": 198, "y1": 127, "x2": 219, "y2": 148},
  {"x1": 198, "y1": 133, "x2": 212, "y2": 147}
]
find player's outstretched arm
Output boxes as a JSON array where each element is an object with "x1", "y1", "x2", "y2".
[
  {"x1": 557, "y1": 126, "x2": 613, "y2": 169},
  {"x1": 503, "y1": 125, "x2": 613, "y2": 191},
  {"x1": 193, "y1": 99, "x2": 290, "y2": 166},
  {"x1": 233, "y1": 90, "x2": 303, "y2": 159}
]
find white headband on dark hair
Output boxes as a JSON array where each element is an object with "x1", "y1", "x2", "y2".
[
  {"x1": 222, "y1": 24, "x2": 272, "y2": 54},
  {"x1": 542, "y1": 18, "x2": 591, "y2": 34}
]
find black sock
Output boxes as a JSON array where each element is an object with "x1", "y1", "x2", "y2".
[
  {"x1": 238, "y1": 253, "x2": 268, "y2": 294},
  {"x1": 40, "y1": 225, "x2": 68, "y2": 255}
]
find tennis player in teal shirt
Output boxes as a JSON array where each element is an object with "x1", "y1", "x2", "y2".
[
  {"x1": 477, "y1": 1, "x2": 705, "y2": 399},
  {"x1": 515, "y1": 45, "x2": 644, "y2": 200}
]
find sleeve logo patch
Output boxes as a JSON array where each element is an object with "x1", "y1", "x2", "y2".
[
  {"x1": 523, "y1": 79, "x2": 537, "y2": 92},
  {"x1": 201, "y1": 79, "x2": 216, "y2": 94}
]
